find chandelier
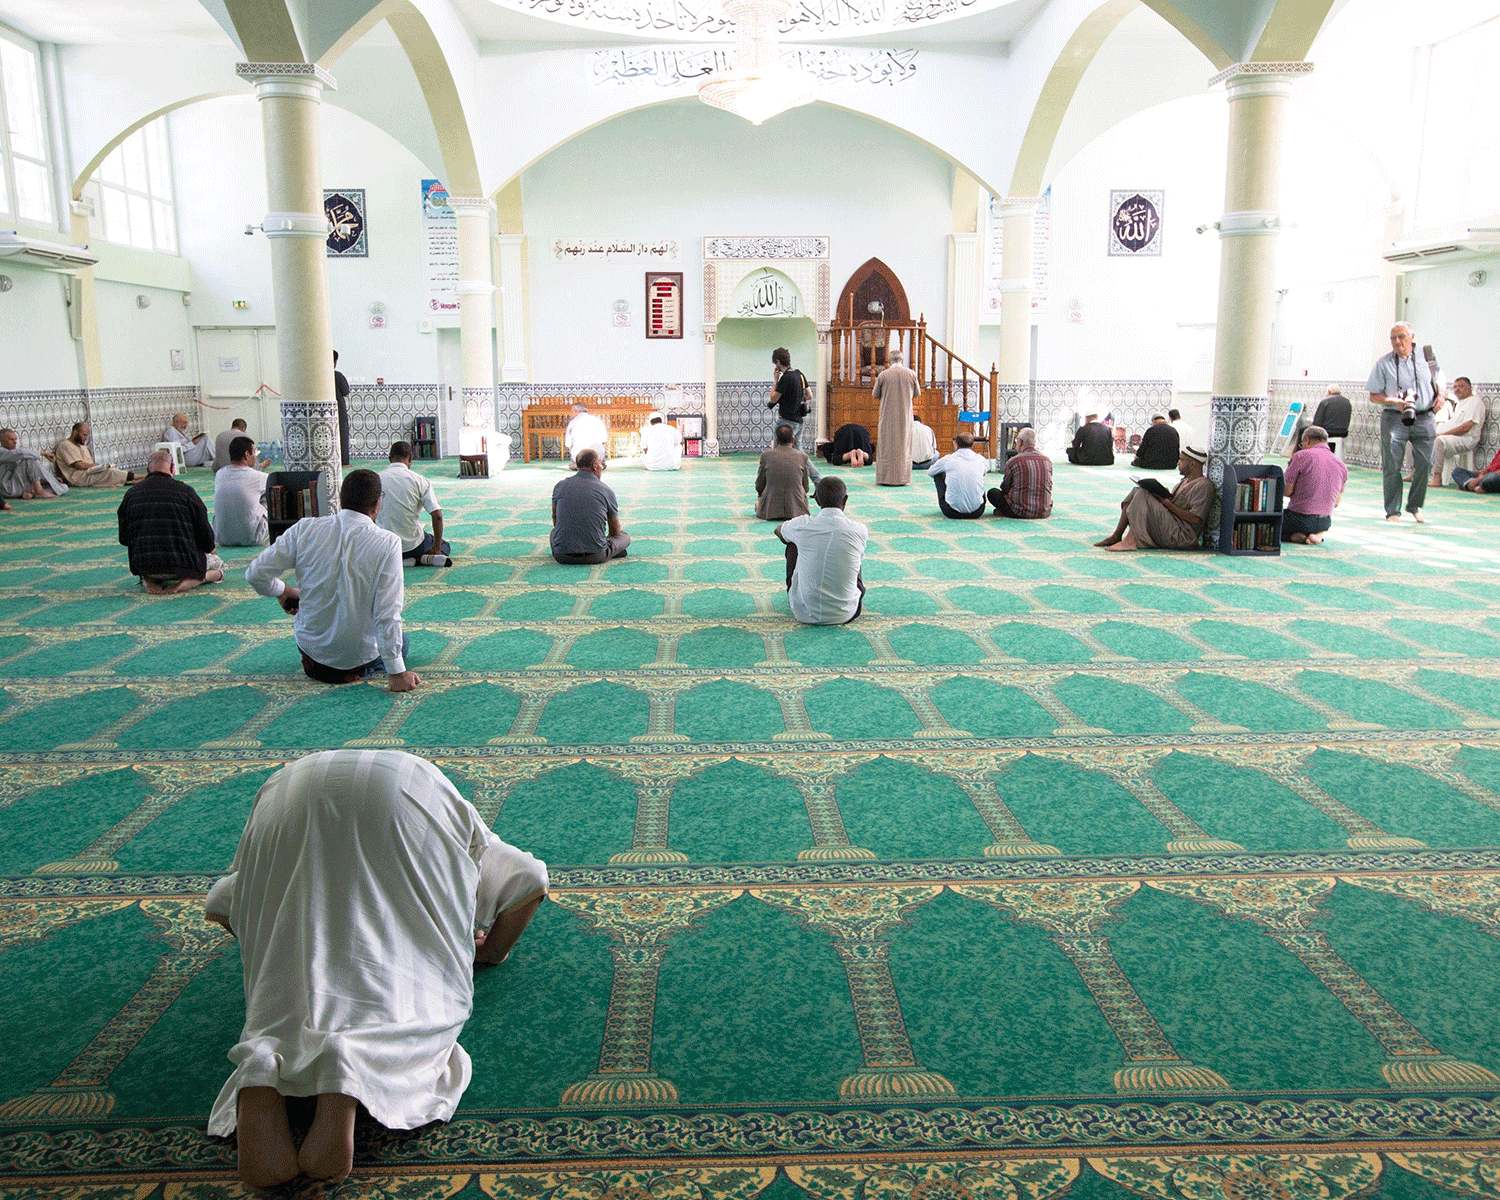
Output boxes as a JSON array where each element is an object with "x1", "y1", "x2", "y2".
[{"x1": 698, "y1": 0, "x2": 817, "y2": 126}]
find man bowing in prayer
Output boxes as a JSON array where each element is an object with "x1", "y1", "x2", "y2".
[
  {"x1": 0, "y1": 428, "x2": 67, "y2": 499},
  {"x1": 52, "y1": 423, "x2": 136, "y2": 486},
  {"x1": 166, "y1": 412, "x2": 214, "y2": 467},
  {"x1": 205, "y1": 749, "x2": 548, "y2": 1187},
  {"x1": 1096, "y1": 445, "x2": 1213, "y2": 552},
  {"x1": 872, "y1": 352, "x2": 918, "y2": 485}
]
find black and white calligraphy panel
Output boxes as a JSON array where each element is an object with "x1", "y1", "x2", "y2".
[
  {"x1": 324, "y1": 189, "x2": 367, "y2": 258},
  {"x1": 1108, "y1": 190, "x2": 1164, "y2": 257}
]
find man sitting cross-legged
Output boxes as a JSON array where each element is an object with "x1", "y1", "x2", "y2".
[
  {"x1": 551, "y1": 448, "x2": 630, "y2": 565},
  {"x1": 1453, "y1": 446, "x2": 1500, "y2": 494},
  {"x1": 756, "y1": 422, "x2": 819, "y2": 521},
  {"x1": 205, "y1": 749, "x2": 548, "y2": 1188},
  {"x1": 117, "y1": 448, "x2": 226, "y2": 593},
  {"x1": 214, "y1": 418, "x2": 270, "y2": 473},
  {"x1": 0, "y1": 427, "x2": 67, "y2": 499},
  {"x1": 212, "y1": 436, "x2": 271, "y2": 547},
  {"x1": 776, "y1": 476, "x2": 869, "y2": 625},
  {"x1": 927, "y1": 431, "x2": 989, "y2": 518},
  {"x1": 378, "y1": 441, "x2": 452, "y2": 567},
  {"x1": 246, "y1": 469, "x2": 420, "y2": 691},
  {"x1": 987, "y1": 427, "x2": 1053, "y2": 519},
  {"x1": 53, "y1": 422, "x2": 136, "y2": 487},
  {"x1": 1095, "y1": 445, "x2": 1213, "y2": 552}
]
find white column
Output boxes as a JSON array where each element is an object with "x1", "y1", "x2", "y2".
[
  {"x1": 237, "y1": 62, "x2": 340, "y2": 513},
  {"x1": 1206, "y1": 61, "x2": 1312, "y2": 483},
  {"x1": 816, "y1": 326, "x2": 831, "y2": 443},
  {"x1": 704, "y1": 329, "x2": 719, "y2": 456},
  {"x1": 996, "y1": 197, "x2": 1041, "y2": 421},
  {"x1": 450, "y1": 197, "x2": 495, "y2": 392},
  {"x1": 946, "y1": 231, "x2": 981, "y2": 364},
  {"x1": 495, "y1": 233, "x2": 528, "y2": 383}
]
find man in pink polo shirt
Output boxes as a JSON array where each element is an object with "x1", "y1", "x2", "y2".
[{"x1": 1283, "y1": 425, "x2": 1348, "y2": 545}]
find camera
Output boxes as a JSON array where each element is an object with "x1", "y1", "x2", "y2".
[{"x1": 1399, "y1": 388, "x2": 1416, "y2": 426}]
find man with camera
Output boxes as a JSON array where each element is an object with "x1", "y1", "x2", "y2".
[{"x1": 1367, "y1": 322, "x2": 1437, "y2": 522}]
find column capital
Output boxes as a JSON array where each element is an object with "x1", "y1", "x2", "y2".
[
  {"x1": 997, "y1": 196, "x2": 1043, "y2": 216},
  {"x1": 236, "y1": 62, "x2": 336, "y2": 99},
  {"x1": 450, "y1": 196, "x2": 496, "y2": 216},
  {"x1": 704, "y1": 327, "x2": 717, "y2": 345},
  {"x1": 1208, "y1": 60, "x2": 1312, "y2": 92}
]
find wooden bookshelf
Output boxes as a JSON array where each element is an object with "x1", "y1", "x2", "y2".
[
  {"x1": 1217, "y1": 462, "x2": 1284, "y2": 556},
  {"x1": 267, "y1": 470, "x2": 321, "y2": 544},
  {"x1": 413, "y1": 415, "x2": 439, "y2": 461}
]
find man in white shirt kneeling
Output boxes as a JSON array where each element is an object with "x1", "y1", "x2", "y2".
[
  {"x1": 213, "y1": 437, "x2": 271, "y2": 546},
  {"x1": 378, "y1": 441, "x2": 452, "y2": 566},
  {"x1": 246, "y1": 469, "x2": 419, "y2": 691},
  {"x1": 927, "y1": 431, "x2": 989, "y2": 518},
  {"x1": 776, "y1": 476, "x2": 869, "y2": 625}
]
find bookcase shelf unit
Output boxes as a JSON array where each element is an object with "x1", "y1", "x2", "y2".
[
  {"x1": 1217, "y1": 462, "x2": 1284, "y2": 556},
  {"x1": 413, "y1": 416, "x2": 439, "y2": 461},
  {"x1": 267, "y1": 470, "x2": 321, "y2": 544}
]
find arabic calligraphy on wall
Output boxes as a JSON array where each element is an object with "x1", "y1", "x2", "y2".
[
  {"x1": 512, "y1": 0, "x2": 978, "y2": 35},
  {"x1": 324, "y1": 189, "x2": 367, "y2": 258},
  {"x1": 590, "y1": 46, "x2": 918, "y2": 88},
  {"x1": 1108, "y1": 190, "x2": 1164, "y2": 257},
  {"x1": 732, "y1": 269, "x2": 803, "y2": 319},
  {"x1": 552, "y1": 239, "x2": 683, "y2": 262},
  {"x1": 705, "y1": 236, "x2": 829, "y2": 261}
]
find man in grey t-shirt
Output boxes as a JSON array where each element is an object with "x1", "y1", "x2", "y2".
[{"x1": 551, "y1": 449, "x2": 631, "y2": 565}]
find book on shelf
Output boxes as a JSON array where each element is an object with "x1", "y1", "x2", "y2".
[
  {"x1": 458, "y1": 455, "x2": 488, "y2": 476},
  {"x1": 268, "y1": 483, "x2": 317, "y2": 522},
  {"x1": 684, "y1": 438, "x2": 702, "y2": 457},
  {"x1": 1232, "y1": 521, "x2": 1279, "y2": 551},
  {"x1": 1234, "y1": 476, "x2": 1278, "y2": 513}
]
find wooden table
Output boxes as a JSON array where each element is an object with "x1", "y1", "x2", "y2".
[{"x1": 521, "y1": 399, "x2": 660, "y2": 463}]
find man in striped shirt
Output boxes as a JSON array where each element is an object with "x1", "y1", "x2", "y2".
[{"x1": 987, "y1": 427, "x2": 1053, "y2": 519}]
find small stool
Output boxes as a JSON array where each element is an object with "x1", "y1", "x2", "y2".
[{"x1": 153, "y1": 441, "x2": 186, "y2": 471}]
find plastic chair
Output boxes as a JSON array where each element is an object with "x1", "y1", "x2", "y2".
[{"x1": 153, "y1": 441, "x2": 186, "y2": 472}]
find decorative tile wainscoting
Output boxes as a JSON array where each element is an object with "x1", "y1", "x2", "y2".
[
  {"x1": 1268, "y1": 379, "x2": 1500, "y2": 472},
  {"x1": 716, "y1": 381, "x2": 816, "y2": 454},
  {"x1": 346, "y1": 383, "x2": 449, "y2": 460},
  {"x1": 1031, "y1": 379, "x2": 1176, "y2": 454},
  {"x1": 0, "y1": 386, "x2": 198, "y2": 470}
]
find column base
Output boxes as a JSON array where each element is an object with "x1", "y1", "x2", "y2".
[
  {"x1": 1165, "y1": 837, "x2": 1243, "y2": 853},
  {"x1": 34, "y1": 859, "x2": 117, "y2": 874},
  {"x1": 797, "y1": 845, "x2": 877, "y2": 862},
  {"x1": 608, "y1": 849, "x2": 690, "y2": 864},
  {"x1": 1347, "y1": 835, "x2": 1427, "y2": 850},
  {"x1": 344, "y1": 736, "x2": 405, "y2": 748},
  {"x1": 0, "y1": 1087, "x2": 115, "y2": 1120},
  {"x1": 1382, "y1": 1055, "x2": 1500, "y2": 1088},
  {"x1": 914, "y1": 728, "x2": 971, "y2": 739},
  {"x1": 1114, "y1": 1060, "x2": 1229, "y2": 1094},
  {"x1": 839, "y1": 1067, "x2": 956, "y2": 1099},
  {"x1": 629, "y1": 733, "x2": 691, "y2": 744},
  {"x1": 559, "y1": 1071, "x2": 678, "y2": 1107},
  {"x1": 773, "y1": 730, "x2": 833, "y2": 741},
  {"x1": 489, "y1": 734, "x2": 547, "y2": 745},
  {"x1": 202, "y1": 738, "x2": 262, "y2": 749},
  {"x1": 984, "y1": 840, "x2": 1063, "y2": 858}
]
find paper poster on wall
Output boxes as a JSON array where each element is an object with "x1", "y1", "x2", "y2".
[
  {"x1": 1108, "y1": 190, "x2": 1164, "y2": 256},
  {"x1": 324, "y1": 189, "x2": 367, "y2": 257},
  {"x1": 982, "y1": 187, "x2": 1050, "y2": 317},
  {"x1": 421, "y1": 180, "x2": 459, "y2": 313}
]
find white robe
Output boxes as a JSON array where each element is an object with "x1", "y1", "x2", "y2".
[
  {"x1": 564, "y1": 413, "x2": 608, "y2": 463},
  {"x1": 166, "y1": 424, "x2": 213, "y2": 467},
  {"x1": 205, "y1": 750, "x2": 548, "y2": 1135},
  {"x1": 641, "y1": 421, "x2": 683, "y2": 470}
]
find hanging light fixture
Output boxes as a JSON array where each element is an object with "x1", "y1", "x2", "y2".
[{"x1": 698, "y1": 0, "x2": 816, "y2": 126}]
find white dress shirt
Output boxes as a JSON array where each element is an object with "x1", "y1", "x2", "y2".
[
  {"x1": 927, "y1": 447, "x2": 989, "y2": 512},
  {"x1": 641, "y1": 422, "x2": 683, "y2": 470},
  {"x1": 781, "y1": 507, "x2": 869, "y2": 626},
  {"x1": 377, "y1": 461, "x2": 441, "y2": 552},
  {"x1": 246, "y1": 509, "x2": 406, "y2": 673},
  {"x1": 212, "y1": 465, "x2": 269, "y2": 546},
  {"x1": 910, "y1": 421, "x2": 938, "y2": 463},
  {"x1": 565, "y1": 413, "x2": 608, "y2": 461}
]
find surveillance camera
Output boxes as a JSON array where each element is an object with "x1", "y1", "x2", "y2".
[
  {"x1": 244, "y1": 224, "x2": 257, "y2": 236},
  {"x1": 1195, "y1": 224, "x2": 1209, "y2": 235}
]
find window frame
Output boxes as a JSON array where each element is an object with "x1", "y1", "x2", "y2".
[
  {"x1": 88, "y1": 117, "x2": 179, "y2": 254},
  {"x1": 0, "y1": 22, "x2": 55, "y2": 226}
]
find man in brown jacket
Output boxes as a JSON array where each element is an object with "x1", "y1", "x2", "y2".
[{"x1": 755, "y1": 423, "x2": 820, "y2": 520}]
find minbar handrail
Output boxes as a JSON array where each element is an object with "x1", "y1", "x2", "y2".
[{"x1": 829, "y1": 316, "x2": 998, "y2": 412}]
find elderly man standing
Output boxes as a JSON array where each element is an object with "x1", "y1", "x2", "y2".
[
  {"x1": 118, "y1": 448, "x2": 225, "y2": 593},
  {"x1": 379, "y1": 441, "x2": 452, "y2": 567},
  {"x1": 987, "y1": 427, "x2": 1052, "y2": 519},
  {"x1": 53, "y1": 423, "x2": 135, "y2": 487},
  {"x1": 1368, "y1": 321, "x2": 1437, "y2": 522},
  {"x1": 206, "y1": 750, "x2": 548, "y2": 1188},
  {"x1": 776, "y1": 477, "x2": 868, "y2": 625},
  {"x1": 247, "y1": 469, "x2": 419, "y2": 691},
  {"x1": 564, "y1": 402, "x2": 608, "y2": 465},
  {"x1": 166, "y1": 412, "x2": 214, "y2": 467},
  {"x1": 551, "y1": 448, "x2": 630, "y2": 564},
  {"x1": 1432, "y1": 377, "x2": 1485, "y2": 486},
  {"x1": 872, "y1": 352, "x2": 918, "y2": 486},
  {"x1": 0, "y1": 428, "x2": 67, "y2": 499},
  {"x1": 1096, "y1": 446, "x2": 1213, "y2": 551}
]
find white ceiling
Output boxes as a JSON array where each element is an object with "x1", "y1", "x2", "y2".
[{"x1": 0, "y1": 0, "x2": 227, "y2": 44}]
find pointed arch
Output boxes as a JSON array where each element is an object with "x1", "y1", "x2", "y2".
[{"x1": 836, "y1": 259, "x2": 912, "y2": 328}]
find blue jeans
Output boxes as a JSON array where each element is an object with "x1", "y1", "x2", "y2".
[
  {"x1": 1452, "y1": 468, "x2": 1500, "y2": 493},
  {"x1": 403, "y1": 531, "x2": 451, "y2": 561}
]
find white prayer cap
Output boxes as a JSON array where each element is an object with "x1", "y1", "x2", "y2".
[{"x1": 1182, "y1": 445, "x2": 1208, "y2": 463}]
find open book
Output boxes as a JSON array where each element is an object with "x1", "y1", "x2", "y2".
[{"x1": 1131, "y1": 476, "x2": 1171, "y2": 500}]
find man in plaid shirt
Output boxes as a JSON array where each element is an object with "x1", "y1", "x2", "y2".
[
  {"x1": 117, "y1": 448, "x2": 225, "y2": 594},
  {"x1": 987, "y1": 427, "x2": 1053, "y2": 519}
]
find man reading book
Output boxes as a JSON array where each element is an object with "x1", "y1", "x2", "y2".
[{"x1": 1096, "y1": 446, "x2": 1213, "y2": 551}]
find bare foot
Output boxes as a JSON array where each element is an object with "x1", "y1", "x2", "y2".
[
  {"x1": 236, "y1": 1086, "x2": 298, "y2": 1189},
  {"x1": 1287, "y1": 533, "x2": 1308, "y2": 543},
  {"x1": 1411, "y1": 509, "x2": 1425, "y2": 524},
  {"x1": 1094, "y1": 536, "x2": 1121, "y2": 547},
  {"x1": 299, "y1": 1092, "x2": 357, "y2": 1183},
  {"x1": 1105, "y1": 534, "x2": 1138, "y2": 552},
  {"x1": 1306, "y1": 532, "x2": 1324, "y2": 544},
  {"x1": 1385, "y1": 514, "x2": 1402, "y2": 522},
  {"x1": 142, "y1": 579, "x2": 168, "y2": 595}
]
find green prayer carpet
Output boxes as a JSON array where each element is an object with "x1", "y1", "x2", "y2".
[{"x1": 4, "y1": 454, "x2": 1500, "y2": 1199}]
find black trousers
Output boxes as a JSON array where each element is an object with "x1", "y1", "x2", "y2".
[
  {"x1": 785, "y1": 542, "x2": 865, "y2": 623},
  {"x1": 934, "y1": 473, "x2": 985, "y2": 519}
]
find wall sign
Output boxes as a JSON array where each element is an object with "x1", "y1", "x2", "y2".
[
  {"x1": 552, "y1": 238, "x2": 681, "y2": 261},
  {"x1": 422, "y1": 180, "x2": 460, "y2": 312},
  {"x1": 646, "y1": 271, "x2": 683, "y2": 339},
  {"x1": 324, "y1": 189, "x2": 367, "y2": 257},
  {"x1": 732, "y1": 268, "x2": 802, "y2": 318},
  {"x1": 1108, "y1": 190, "x2": 1164, "y2": 256},
  {"x1": 705, "y1": 236, "x2": 828, "y2": 260}
]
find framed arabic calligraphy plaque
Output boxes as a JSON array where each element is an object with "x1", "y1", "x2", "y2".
[
  {"x1": 646, "y1": 272, "x2": 684, "y2": 339},
  {"x1": 1108, "y1": 190, "x2": 1163, "y2": 256},
  {"x1": 324, "y1": 189, "x2": 367, "y2": 257}
]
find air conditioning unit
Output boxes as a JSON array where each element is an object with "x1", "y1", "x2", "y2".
[
  {"x1": 1382, "y1": 227, "x2": 1500, "y2": 267},
  {"x1": 0, "y1": 231, "x2": 100, "y2": 271}
]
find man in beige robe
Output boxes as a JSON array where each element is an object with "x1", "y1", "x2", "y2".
[
  {"x1": 52, "y1": 423, "x2": 135, "y2": 487},
  {"x1": 873, "y1": 352, "x2": 919, "y2": 486}
]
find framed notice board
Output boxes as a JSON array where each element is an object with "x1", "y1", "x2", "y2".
[{"x1": 646, "y1": 271, "x2": 683, "y2": 339}]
